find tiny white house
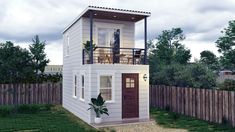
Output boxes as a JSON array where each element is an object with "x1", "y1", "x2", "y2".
[{"x1": 62, "y1": 6, "x2": 151, "y2": 124}]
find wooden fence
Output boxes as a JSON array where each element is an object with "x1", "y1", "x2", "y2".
[
  {"x1": 0, "y1": 82, "x2": 62, "y2": 105},
  {"x1": 150, "y1": 85, "x2": 235, "y2": 127}
]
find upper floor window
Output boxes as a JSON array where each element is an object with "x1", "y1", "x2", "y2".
[{"x1": 66, "y1": 35, "x2": 70, "y2": 56}]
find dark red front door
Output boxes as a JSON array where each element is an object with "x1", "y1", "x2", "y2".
[{"x1": 122, "y1": 73, "x2": 139, "y2": 118}]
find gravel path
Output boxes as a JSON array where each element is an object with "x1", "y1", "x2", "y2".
[{"x1": 105, "y1": 121, "x2": 187, "y2": 132}]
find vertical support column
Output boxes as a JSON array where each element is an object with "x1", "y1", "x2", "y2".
[
  {"x1": 132, "y1": 48, "x2": 135, "y2": 65},
  {"x1": 144, "y1": 17, "x2": 147, "y2": 64},
  {"x1": 82, "y1": 49, "x2": 85, "y2": 65},
  {"x1": 90, "y1": 10, "x2": 93, "y2": 64}
]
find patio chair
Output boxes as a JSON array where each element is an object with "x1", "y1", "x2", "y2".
[{"x1": 133, "y1": 49, "x2": 143, "y2": 64}]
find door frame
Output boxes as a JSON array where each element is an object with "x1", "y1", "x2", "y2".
[{"x1": 122, "y1": 73, "x2": 139, "y2": 119}]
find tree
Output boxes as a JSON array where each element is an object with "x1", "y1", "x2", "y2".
[
  {"x1": 149, "y1": 28, "x2": 191, "y2": 65},
  {"x1": 200, "y1": 50, "x2": 219, "y2": 70},
  {"x1": 148, "y1": 28, "x2": 191, "y2": 84},
  {"x1": 29, "y1": 35, "x2": 49, "y2": 74},
  {"x1": 0, "y1": 41, "x2": 34, "y2": 83},
  {"x1": 216, "y1": 20, "x2": 235, "y2": 69},
  {"x1": 151, "y1": 63, "x2": 216, "y2": 89}
]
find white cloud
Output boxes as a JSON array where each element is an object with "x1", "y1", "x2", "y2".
[{"x1": 0, "y1": 0, "x2": 235, "y2": 64}]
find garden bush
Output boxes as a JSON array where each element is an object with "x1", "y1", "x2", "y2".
[
  {"x1": 17, "y1": 104, "x2": 41, "y2": 114},
  {"x1": 0, "y1": 106, "x2": 13, "y2": 117},
  {"x1": 0, "y1": 104, "x2": 54, "y2": 117},
  {"x1": 151, "y1": 63, "x2": 216, "y2": 89},
  {"x1": 218, "y1": 79, "x2": 235, "y2": 91}
]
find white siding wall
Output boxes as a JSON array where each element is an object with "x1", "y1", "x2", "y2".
[
  {"x1": 63, "y1": 18, "x2": 91, "y2": 123},
  {"x1": 89, "y1": 64, "x2": 149, "y2": 123}
]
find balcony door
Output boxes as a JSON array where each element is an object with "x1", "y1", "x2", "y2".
[{"x1": 97, "y1": 28, "x2": 120, "y2": 63}]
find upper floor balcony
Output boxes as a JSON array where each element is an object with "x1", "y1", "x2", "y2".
[
  {"x1": 83, "y1": 47, "x2": 145, "y2": 65},
  {"x1": 79, "y1": 6, "x2": 150, "y2": 65}
]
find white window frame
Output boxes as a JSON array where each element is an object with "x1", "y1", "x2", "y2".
[
  {"x1": 73, "y1": 72, "x2": 78, "y2": 99},
  {"x1": 80, "y1": 73, "x2": 85, "y2": 101},
  {"x1": 66, "y1": 35, "x2": 70, "y2": 56},
  {"x1": 97, "y1": 71, "x2": 115, "y2": 103}
]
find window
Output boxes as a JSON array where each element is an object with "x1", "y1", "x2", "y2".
[
  {"x1": 97, "y1": 28, "x2": 120, "y2": 47},
  {"x1": 66, "y1": 35, "x2": 69, "y2": 56},
  {"x1": 126, "y1": 78, "x2": 135, "y2": 88},
  {"x1": 100, "y1": 76, "x2": 112, "y2": 101},
  {"x1": 80, "y1": 75, "x2": 85, "y2": 100},
  {"x1": 73, "y1": 75, "x2": 77, "y2": 98}
]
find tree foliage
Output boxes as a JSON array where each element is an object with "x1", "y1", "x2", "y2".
[
  {"x1": 152, "y1": 63, "x2": 216, "y2": 89},
  {"x1": 148, "y1": 28, "x2": 216, "y2": 88},
  {"x1": 0, "y1": 41, "x2": 34, "y2": 83},
  {"x1": 149, "y1": 28, "x2": 191, "y2": 65},
  {"x1": 200, "y1": 50, "x2": 219, "y2": 70},
  {"x1": 29, "y1": 35, "x2": 49, "y2": 74},
  {"x1": 0, "y1": 35, "x2": 53, "y2": 83},
  {"x1": 149, "y1": 28, "x2": 192, "y2": 84},
  {"x1": 216, "y1": 20, "x2": 235, "y2": 69}
]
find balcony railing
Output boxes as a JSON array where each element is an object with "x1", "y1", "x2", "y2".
[{"x1": 83, "y1": 47, "x2": 145, "y2": 65}]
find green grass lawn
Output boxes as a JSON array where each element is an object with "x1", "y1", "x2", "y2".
[
  {"x1": 0, "y1": 105, "x2": 96, "y2": 132},
  {"x1": 151, "y1": 107, "x2": 235, "y2": 132}
]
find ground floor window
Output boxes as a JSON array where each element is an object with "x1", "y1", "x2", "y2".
[
  {"x1": 73, "y1": 75, "x2": 77, "y2": 98},
  {"x1": 100, "y1": 75, "x2": 112, "y2": 101},
  {"x1": 80, "y1": 75, "x2": 85, "y2": 100}
]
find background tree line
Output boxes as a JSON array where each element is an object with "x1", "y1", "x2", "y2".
[
  {"x1": 148, "y1": 20, "x2": 235, "y2": 90},
  {"x1": 0, "y1": 35, "x2": 61, "y2": 83}
]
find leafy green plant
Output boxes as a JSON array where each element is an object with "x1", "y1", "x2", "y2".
[
  {"x1": 83, "y1": 41, "x2": 97, "y2": 56},
  {"x1": 87, "y1": 93, "x2": 109, "y2": 118}
]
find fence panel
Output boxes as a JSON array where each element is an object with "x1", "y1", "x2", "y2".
[
  {"x1": 150, "y1": 85, "x2": 235, "y2": 127},
  {"x1": 0, "y1": 82, "x2": 62, "y2": 105}
]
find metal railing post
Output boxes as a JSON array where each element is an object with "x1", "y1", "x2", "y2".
[{"x1": 132, "y1": 49, "x2": 135, "y2": 65}]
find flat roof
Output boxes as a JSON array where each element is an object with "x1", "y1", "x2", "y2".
[{"x1": 63, "y1": 6, "x2": 151, "y2": 33}]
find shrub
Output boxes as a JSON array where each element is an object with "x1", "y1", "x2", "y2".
[
  {"x1": 175, "y1": 64, "x2": 216, "y2": 88},
  {"x1": 170, "y1": 112, "x2": 180, "y2": 120},
  {"x1": 151, "y1": 63, "x2": 217, "y2": 89},
  {"x1": 218, "y1": 79, "x2": 235, "y2": 91},
  {"x1": 0, "y1": 106, "x2": 13, "y2": 117},
  {"x1": 17, "y1": 104, "x2": 41, "y2": 114}
]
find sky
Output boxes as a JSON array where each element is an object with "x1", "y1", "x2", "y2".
[{"x1": 1, "y1": 0, "x2": 235, "y2": 65}]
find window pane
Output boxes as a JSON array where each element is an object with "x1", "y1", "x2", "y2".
[
  {"x1": 131, "y1": 82, "x2": 135, "y2": 87},
  {"x1": 74, "y1": 75, "x2": 77, "y2": 96},
  {"x1": 126, "y1": 78, "x2": 130, "y2": 83},
  {"x1": 126, "y1": 82, "x2": 130, "y2": 88},
  {"x1": 82, "y1": 75, "x2": 84, "y2": 87},
  {"x1": 100, "y1": 76, "x2": 112, "y2": 101},
  {"x1": 130, "y1": 78, "x2": 134, "y2": 83},
  {"x1": 82, "y1": 88, "x2": 84, "y2": 99},
  {"x1": 100, "y1": 76, "x2": 112, "y2": 88},
  {"x1": 100, "y1": 89, "x2": 111, "y2": 100}
]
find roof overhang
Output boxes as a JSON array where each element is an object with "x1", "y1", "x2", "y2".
[{"x1": 63, "y1": 6, "x2": 151, "y2": 33}]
